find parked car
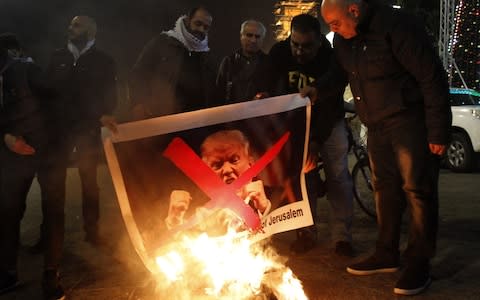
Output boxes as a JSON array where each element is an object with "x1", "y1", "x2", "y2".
[{"x1": 447, "y1": 88, "x2": 480, "y2": 172}]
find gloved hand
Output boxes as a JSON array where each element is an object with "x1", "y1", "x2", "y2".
[
  {"x1": 100, "y1": 115, "x2": 118, "y2": 134},
  {"x1": 4, "y1": 133, "x2": 35, "y2": 155}
]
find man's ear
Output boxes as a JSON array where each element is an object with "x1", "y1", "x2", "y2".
[
  {"x1": 348, "y1": 4, "x2": 360, "y2": 18},
  {"x1": 248, "y1": 156, "x2": 255, "y2": 166}
]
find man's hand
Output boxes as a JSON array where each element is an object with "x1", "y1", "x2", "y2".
[
  {"x1": 300, "y1": 85, "x2": 318, "y2": 104},
  {"x1": 253, "y1": 92, "x2": 270, "y2": 100},
  {"x1": 303, "y1": 153, "x2": 318, "y2": 173},
  {"x1": 4, "y1": 134, "x2": 35, "y2": 155},
  {"x1": 429, "y1": 143, "x2": 447, "y2": 156},
  {"x1": 165, "y1": 190, "x2": 192, "y2": 229},
  {"x1": 100, "y1": 115, "x2": 118, "y2": 134},
  {"x1": 243, "y1": 180, "x2": 270, "y2": 214},
  {"x1": 303, "y1": 142, "x2": 320, "y2": 173}
]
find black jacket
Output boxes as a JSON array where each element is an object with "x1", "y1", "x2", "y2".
[
  {"x1": 216, "y1": 49, "x2": 267, "y2": 104},
  {"x1": 0, "y1": 56, "x2": 47, "y2": 150},
  {"x1": 257, "y1": 37, "x2": 345, "y2": 145},
  {"x1": 46, "y1": 45, "x2": 117, "y2": 130},
  {"x1": 130, "y1": 34, "x2": 217, "y2": 118},
  {"x1": 323, "y1": 4, "x2": 451, "y2": 144}
]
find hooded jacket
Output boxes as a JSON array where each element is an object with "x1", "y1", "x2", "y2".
[{"x1": 256, "y1": 36, "x2": 345, "y2": 145}]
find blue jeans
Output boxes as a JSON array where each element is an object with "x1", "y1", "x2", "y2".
[{"x1": 308, "y1": 119, "x2": 353, "y2": 243}]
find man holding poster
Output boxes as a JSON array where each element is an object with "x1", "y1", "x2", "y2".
[
  {"x1": 254, "y1": 14, "x2": 354, "y2": 256},
  {"x1": 102, "y1": 94, "x2": 313, "y2": 273}
]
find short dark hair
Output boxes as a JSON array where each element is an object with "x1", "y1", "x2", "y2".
[
  {"x1": 187, "y1": 6, "x2": 211, "y2": 19},
  {"x1": 290, "y1": 14, "x2": 321, "y2": 36},
  {"x1": 0, "y1": 32, "x2": 21, "y2": 51}
]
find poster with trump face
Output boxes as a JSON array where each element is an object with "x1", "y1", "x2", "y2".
[{"x1": 103, "y1": 94, "x2": 313, "y2": 274}]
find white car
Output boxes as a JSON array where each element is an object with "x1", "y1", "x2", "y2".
[{"x1": 447, "y1": 88, "x2": 480, "y2": 172}]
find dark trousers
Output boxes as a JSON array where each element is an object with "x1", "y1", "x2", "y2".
[
  {"x1": 368, "y1": 113, "x2": 439, "y2": 261},
  {"x1": 0, "y1": 149, "x2": 38, "y2": 274},
  {"x1": 37, "y1": 127, "x2": 100, "y2": 269}
]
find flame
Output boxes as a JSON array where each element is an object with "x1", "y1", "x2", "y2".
[{"x1": 153, "y1": 211, "x2": 308, "y2": 299}]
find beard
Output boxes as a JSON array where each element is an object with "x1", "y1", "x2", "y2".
[
  {"x1": 184, "y1": 19, "x2": 206, "y2": 41},
  {"x1": 189, "y1": 29, "x2": 206, "y2": 41},
  {"x1": 68, "y1": 31, "x2": 89, "y2": 44},
  {"x1": 187, "y1": 26, "x2": 207, "y2": 41}
]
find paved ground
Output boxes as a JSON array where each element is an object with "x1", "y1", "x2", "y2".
[{"x1": 1, "y1": 161, "x2": 479, "y2": 300}]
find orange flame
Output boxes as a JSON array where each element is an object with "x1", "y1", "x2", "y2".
[{"x1": 154, "y1": 215, "x2": 308, "y2": 299}]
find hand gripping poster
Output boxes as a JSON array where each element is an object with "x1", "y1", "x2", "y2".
[{"x1": 102, "y1": 94, "x2": 313, "y2": 274}]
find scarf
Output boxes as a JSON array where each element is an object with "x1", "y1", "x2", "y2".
[
  {"x1": 164, "y1": 16, "x2": 209, "y2": 52},
  {"x1": 67, "y1": 39, "x2": 95, "y2": 63}
]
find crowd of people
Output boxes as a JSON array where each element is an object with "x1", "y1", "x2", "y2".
[{"x1": 0, "y1": 0, "x2": 451, "y2": 299}]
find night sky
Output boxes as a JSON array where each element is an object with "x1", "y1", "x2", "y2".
[{"x1": 0, "y1": 0, "x2": 279, "y2": 75}]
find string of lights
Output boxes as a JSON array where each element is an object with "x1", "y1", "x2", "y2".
[{"x1": 451, "y1": 0, "x2": 480, "y2": 90}]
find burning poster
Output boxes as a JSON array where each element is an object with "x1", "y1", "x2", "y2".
[{"x1": 103, "y1": 94, "x2": 313, "y2": 295}]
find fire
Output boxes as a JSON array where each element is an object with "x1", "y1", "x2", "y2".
[{"x1": 153, "y1": 211, "x2": 308, "y2": 300}]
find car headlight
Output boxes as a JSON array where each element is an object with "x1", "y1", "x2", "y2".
[{"x1": 472, "y1": 108, "x2": 480, "y2": 119}]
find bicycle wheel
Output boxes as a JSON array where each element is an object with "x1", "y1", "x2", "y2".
[{"x1": 352, "y1": 158, "x2": 376, "y2": 220}]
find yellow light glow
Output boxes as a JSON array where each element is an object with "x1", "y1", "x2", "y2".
[{"x1": 154, "y1": 210, "x2": 308, "y2": 299}]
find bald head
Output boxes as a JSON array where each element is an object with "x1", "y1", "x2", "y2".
[
  {"x1": 68, "y1": 16, "x2": 97, "y2": 44},
  {"x1": 321, "y1": 0, "x2": 364, "y2": 39},
  {"x1": 322, "y1": 0, "x2": 362, "y2": 9}
]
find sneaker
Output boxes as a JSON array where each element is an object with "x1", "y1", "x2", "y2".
[
  {"x1": 347, "y1": 253, "x2": 399, "y2": 275},
  {"x1": 0, "y1": 271, "x2": 20, "y2": 295},
  {"x1": 42, "y1": 269, "x2": 65, "y2": 300},
  {"x1": 394, "y1": 260, "x2": 431, "y2": 296},
  {"x1": 290, "y1": 228, "x2": 317, "y2": 254},
  {"x1": 335, "y1": 241, "x2": 354, "y2": 257}
]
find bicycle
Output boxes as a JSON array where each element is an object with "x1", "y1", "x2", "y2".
[{"x1": 344, "y1": 104, "x2": 376, "y2": 220}]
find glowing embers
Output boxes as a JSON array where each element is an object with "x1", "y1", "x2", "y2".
[{"x1": 154, "y1": 210, "x2": 308, "y2": 300}]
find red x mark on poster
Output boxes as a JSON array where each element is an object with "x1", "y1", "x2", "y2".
[{"x1": 163, "y1": 131, "x2": 290, "y2": 231}]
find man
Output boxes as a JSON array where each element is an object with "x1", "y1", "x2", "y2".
[
  {"x1": 32, "y1": 15, "x2": 117, "y2": 258},
  {"x1": 0, "y1": 34, "x2": 65, "y2": 299},
  {"x1": 0, "y1": 33, "x2": 34, "y2": 63},
  {"x1": 165, "y1": 129, "x2": 272, "y2": 230},
  {"x1": 302, "y1": 0, "x2": 451, "y2": 295},
  {"x1": 255, "y1": 14, "x2": 354, "y2": 257},
  {"x1": 216, "y1": 20, "x2": 267, "y2": 103},
  {"x1": 130, "y1": 7, "x2": 217, "y2": 119}
]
